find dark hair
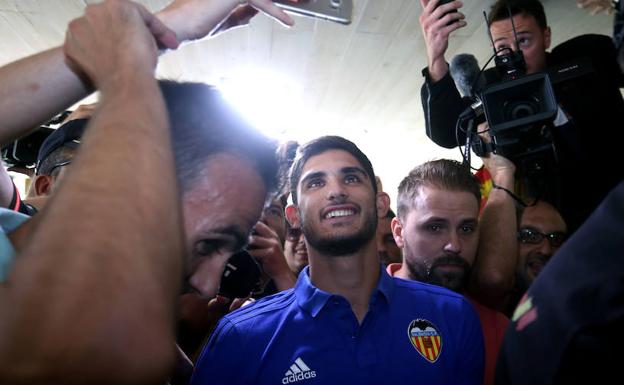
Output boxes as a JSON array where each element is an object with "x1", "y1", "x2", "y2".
[
  {"x1": 397, "y1": 159, "x2": 481, "y2": 220},
  {"x1": 275, "y1": 140, "x2": 300, "y2": 199},
  {"x1": 36, "y1": 146, "x2": 74, "y2": 176},
  {"x1": 159, "y1": 80, "x2": 278, "y2": 197},
  {"x1": 488, "y1": 0, "x2": 547, "y2": 30},
  {"x1": 289, "y1": 136, "x2": 377, "y2": 205},
  {"x1": 385, "y1": 208, "x2": 396, "y2": 220}
]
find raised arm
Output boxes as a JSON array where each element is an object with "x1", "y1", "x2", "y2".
[
  {"x1": 0, "y1": 0, "x2": 294, "y2": 147},
  {"x1": 0, "y1": 2, "x2": 183, "y2": 383},
  {"x1": 469, "y1": 124, "x2": 518, "y2": 310},
  {"x1": 419, "y1": 0, "x2": 473, "y2": 148}
]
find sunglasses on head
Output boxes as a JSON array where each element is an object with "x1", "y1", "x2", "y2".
[{"x1": 518, "y1": 227, "x2": 567, "y2": 248}]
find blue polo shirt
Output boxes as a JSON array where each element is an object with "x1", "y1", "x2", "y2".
[{"x1": 191, "y1": 266, "x2": 484, "y2": 385}]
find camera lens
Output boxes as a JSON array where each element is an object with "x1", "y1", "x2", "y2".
[{"x1": 503, "y1": 98, "x2": 539, "y2": 120}]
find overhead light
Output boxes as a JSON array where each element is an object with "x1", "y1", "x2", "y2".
[{"x1": 217, "y1": 67, "x2": 304, "y2": 141}]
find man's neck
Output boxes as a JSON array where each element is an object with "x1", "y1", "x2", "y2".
[
  {"x1": 393, "y1": 263, "x2": 412, "y2": 281},
  {"x1": 307, "y1": 240, "x2": 380, "y2": 323}
]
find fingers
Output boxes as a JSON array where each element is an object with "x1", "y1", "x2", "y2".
[
  {"x1": 252, "y1": 221, "x2": 278, "y2": 239},
  {"x1": 230, "y1": 297, "x2": 252, "y2": 311},
  {"x1": 134, "y1": 2, "x2": 179, "y2": 49},
  {"x1": 477, "y1": 122, "x2": 491, "y2": 141},
  {"x1": 250, "y1": 0, "x2": 294, "y2": 26}
]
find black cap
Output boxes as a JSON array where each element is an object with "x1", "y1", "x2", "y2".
[{"x1": 36, "y1": 118, "x2": 88, "y2": 170}]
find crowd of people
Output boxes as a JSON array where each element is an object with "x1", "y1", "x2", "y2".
[{"x1": 0, "y1": 0, "x2": 622, "y2": 384}]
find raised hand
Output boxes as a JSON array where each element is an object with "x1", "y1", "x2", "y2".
[
  {"x1": 577, "y1": 0, "x2": 615, "y2": 15},
  {"x1": 157, "y1": 0, "x2": 295, "y2": 43},
  {"x1": 419, "y1": 0, "x2": 466, "y2": 82},
  {"x1": 64, "y1": 0, "x2": 179, "y2": 89},
  {"x1": 247, "y1": 221, "x2": 297, "y2": 291}
]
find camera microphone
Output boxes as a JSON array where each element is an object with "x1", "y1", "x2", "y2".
[{"x1": 450, "y1": 53, "x2": 484, "y2": 98}]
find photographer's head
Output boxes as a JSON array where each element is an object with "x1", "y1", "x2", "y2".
[
  {"x1": 488, "y1": 0, "x2": 551, "y2": 75},
  {"x1": 161, "y1": 81, "x2": 278, "y2": 298}
]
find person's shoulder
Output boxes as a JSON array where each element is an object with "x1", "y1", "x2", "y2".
[{"x1": 223, "y1": 289, "x2": 297, "y2": 326}]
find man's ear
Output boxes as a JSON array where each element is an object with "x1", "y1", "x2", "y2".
[
  {"x1": 376, "y1": 192, "x2": 390, "y2": 218},
  {"x1": 391, "y1": 217, "x2": 405, "y2": 248},
  {"x1": 543, "y1": 26, "x2": 552, "y2": 49},
  {"x1": 33, "y1": 175, "x2": 54, "y2": 196},
  {"x1": 285, "y1": 204, "x2": 301, "y2": 228}
]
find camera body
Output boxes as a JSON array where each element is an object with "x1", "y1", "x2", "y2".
[
  {"x1": 480, "y1": 72, "x2": 558, "y2": 162},
  {"x1": 473, "y1": 49, "x2": 558, "y2": 164}
]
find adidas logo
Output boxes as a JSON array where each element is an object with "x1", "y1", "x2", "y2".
[{"x1": 281, "y1": 357, "x2": 316, "y2": 384}]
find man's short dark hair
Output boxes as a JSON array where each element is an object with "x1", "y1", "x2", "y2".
[
  {"x1": 289, "y1": 136, "x2": 377, "y2": 205},
  {"x1": 37, "y1": 147, "x2": 74, "y2": 177},
  {"x1": 397, "y1": 159, "x2": 481, "y2": 220},
  {"x1": 159, "y1": 81, "x2": 278, "y2": 197},
  {"x1": 488, "y1": 0, "x2": 548, "y2": 30}
]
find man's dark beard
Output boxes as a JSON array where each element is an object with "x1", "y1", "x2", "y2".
[
  {"x1": 407, "y1": 254, "x2": 471, "y2": 293},
  {"x1": 303, "y1": 213, "x2": 378, "y2": 257}
]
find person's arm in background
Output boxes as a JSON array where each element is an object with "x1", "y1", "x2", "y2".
[
  {"x1": 0, "y1": 164, "x2": 17, "y2": 209},
  {"x1": 0, "y1": 2, "x2": 183, "y2": 384},
  {"x1": 418, "y1": 0, "x2": 473, "y2": 148},
  {"x1": 0, "y1": 0, "x2": 293, "y2": 146},
  {"x1": 469, "y1": 124, "x2": 518, "y2": 311}
]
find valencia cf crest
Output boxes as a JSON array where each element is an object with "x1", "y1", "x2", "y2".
[{"x1": 408, "y1": 319, "x2": 442, "y2": 363}]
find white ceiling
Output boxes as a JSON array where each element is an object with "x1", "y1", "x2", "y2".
[{"x1": 0, "y1": 0, "x2": 614, "y2": 202}]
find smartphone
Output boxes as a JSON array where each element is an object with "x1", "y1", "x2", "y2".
[
  {"x1": 435, "y1": 0, "x2": 457, "y2": 26},
  {"x1": 273, "y1": 0, "x2": 353, "y2": 25},
  {"x1": 217, "y1": 250, "x2": 263, "y2": 299}
]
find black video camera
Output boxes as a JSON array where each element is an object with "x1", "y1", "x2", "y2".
[{"x1": 472, "y1": 48, "x2": 559, "y2": 164}]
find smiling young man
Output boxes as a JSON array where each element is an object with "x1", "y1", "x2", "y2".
[
  {"x1": 191, "y1": 136, "x2": 484, "y2": 385},
  {"x1": 419, "y1": 0, "x2": 624, "y2": 234}
]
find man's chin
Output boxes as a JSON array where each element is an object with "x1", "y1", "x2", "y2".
[{"x1": 430, "y1": 269, "x2": 468, "y2": 293}]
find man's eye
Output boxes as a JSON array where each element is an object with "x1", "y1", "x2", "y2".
[
  {"x1": 427, "y1": 224, "x2": 443, "y2": 232},
  {"x1": 495, "y1": 43, "x2": 513, "y2": 55},
  {"x1": 518, "y1": 37, "x2": 530, "y2": 46},
  {"x1": 194, "y1": 240, "x2": 230, "y2": 257},
  {"x1": 265, "y1": 207, "x2": 283, "y2": 218},
  {"x1": 307, "y1": 179, "x2": 324, "y2": 189},
  {"x1": 461, "y1": 225, "x2": 476, "y2": 234},
  {"x1": 345, "y1": 174, "x2": 360, "y2": 184}
]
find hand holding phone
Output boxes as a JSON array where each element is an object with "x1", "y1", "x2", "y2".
[
  {"x1": 273, "y1": 0, "x2": 353, "y2": 25},
  {"x1": 435, "y1": 0, "x2": 459, "y2": 26}
]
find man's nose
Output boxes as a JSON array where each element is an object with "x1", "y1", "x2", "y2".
[
  {"x1": 326, "y1": 179, "x2": 347, "y2": 201},
  {"x1": 443, "y1": 232, "x2": 461, "y2": 254}
]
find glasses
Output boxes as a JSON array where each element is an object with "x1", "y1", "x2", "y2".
[
  {"x1": 48, "y1": 160, "x2": 72, "y2": 175},
  {"x1": 286, "y1": 227, "x2": 303, "y2": 242},
  {"x1": 518, "y1": 227, "x2": 567, "y2": 248}
]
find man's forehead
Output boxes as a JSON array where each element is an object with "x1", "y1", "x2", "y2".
[
  {"x1": 300, "y1": 149, "x2": 364, "y2": 176},
  {"x1": 521, "y1": 202, "x2": 566, "y2": 230},
  {"x1": 490, "y1": 14, "x2": 538, "y2": 36},
  {"x1": 409, "y1": 188, "x2": 479, "y2": 215}
]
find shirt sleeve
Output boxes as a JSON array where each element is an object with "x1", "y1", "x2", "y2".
[
  {"x1": 420, "y1": 67, "x2": 474, "y2": 149},
  {"x1": 190, "y1": 318, "x2": 246, "y2": 385}
]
